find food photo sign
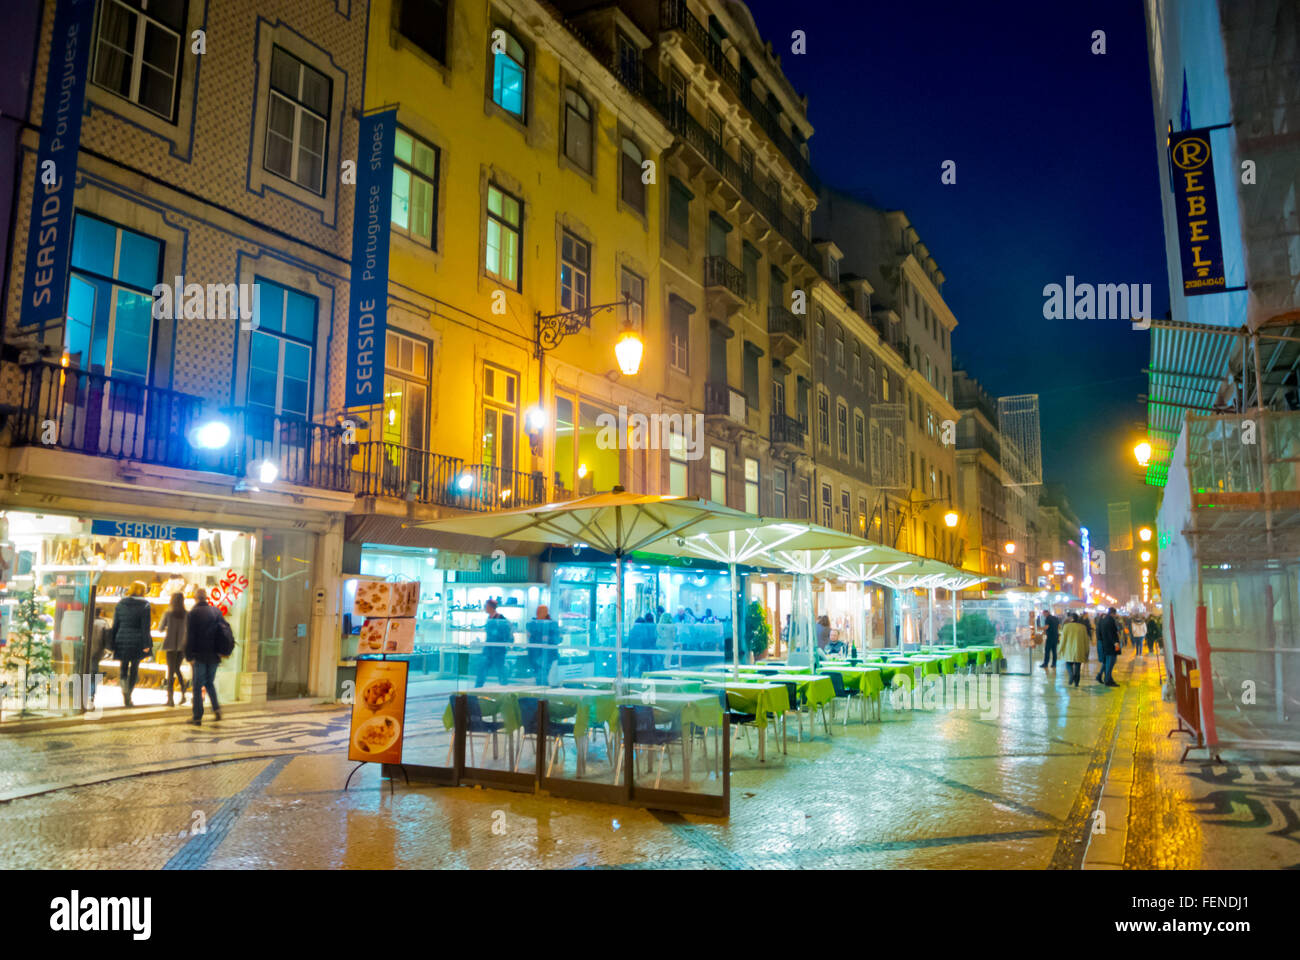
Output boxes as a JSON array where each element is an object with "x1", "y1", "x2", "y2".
[{"x1": 347, "y1": 658, "x2": 409, "y2": 765}]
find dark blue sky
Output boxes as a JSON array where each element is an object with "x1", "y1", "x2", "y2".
[{"x1": 744, "y1": 0, "x2": 1165, "y2": 534}]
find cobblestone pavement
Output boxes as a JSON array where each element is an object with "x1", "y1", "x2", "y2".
[{"x1": 1, "y1": 653, "x2": 1296, "y2": 869}]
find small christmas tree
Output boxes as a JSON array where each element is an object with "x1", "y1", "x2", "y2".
[
  {"x1": 2, "y1": 589, "x2": 54, "y2": 716},
  {"x1": 745, "y1": 600, "x2": 772, "y2": 660}
]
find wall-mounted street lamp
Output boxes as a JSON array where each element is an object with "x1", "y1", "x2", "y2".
[
  {"x1": 1138, "y1": 526, "x2": 1153, "y2": 542},
  {"x1": 1004, "y1": 541, "x2": 1017, "y2": 554},
  {"x1": 1134, "y1": 440, "x2": 1152, "y2": 467}
]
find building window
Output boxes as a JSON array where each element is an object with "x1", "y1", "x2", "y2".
[
  {"x1": 490, "y1": 28, "x2": 527, "y2": 120},
  {"x1": 815, "y1": 313, "x2": 825, "y2": 352},
  {"x1": 710, "y1": 445, "x2": 727, "y2": 504},
  {"x1": 821, "y1": 482, "x2": 833, "y2": 528},
  {"x1": 668, "y1": 177, "x2": 692, "y2": 247},
  {"x1": 382, "y1": 331, "x2": 430, "y2": 449},
  {"x1": 743, "y1": 343, "x2": 760, "y2": 408},
  {"x1": 563, "y1": 88, "x2": 593, "y2": 171},
  {"x1": 798, "y1": 478, "x2": 811, "y2": 519},
  {"x1": 772, "y1": 377, "x2": 785, "y2": 417},
  {"x1": 669, "y1": 422, "x2": 689, "y2": 496},
  {"x1": 264, "y1": 46, "x2": 330, "y2": 194},
  {"x1": 392, "y1": 128, "x2": 438, "y2": 246},
  {"x1": 835, "y1": 327, "x2": 845, "y2": 370},
  {"x1": 836, "y1": 401, "x2": 848, "y2": 457},
  {"x1": 858, "y1": 496, "x2": 868, "y2": 536},
  {"x1": 92, "y1": 0, "x2": 185, "y2": 121},
  {"x1": 798, "y1": 379, "x2": 810, "y2": 431},
  {"x1": 854, "y1": 412, "x2": 866, "y2": 464},
  {"x1": 485, "y1": 183, "x2": 522, "y2": 288},
  {"x1": 398, "y1": 0, "x2": 449, "y2": 64},
  {"x1": 620, "y1": 138, "x2": 646, "y2": 213},
  {"x1": 840, "y1": 489, "x2": 851, "y2": 534},
  {"x1": 560, "y1": 232, "x2": 589, "y2": 311},
  {"x1": 773, "y1": 467, "x2": 787, "y2": 518},
  {"x1": 669, "y1": 297, "x2": 691, "y2": 372},
  {"x1": 249, "y1": 277, "x2": 316, "y2": 423},
  {"x1": 817, "y1": 391, "x2": 830, "y2": 446},
  {"x1": 744, "y1": 457, "x2": 759, "y2": 513},
  {"x1": 621, "y1": 268, "x2": 644, "y2": 330},
  {"x1": 853, "y1": 342, "x2": 862, "y2": 383},
  {"x1": 742, "y1": 241, "x2": 760, "y2": 301},
  {"x1": 64, "y1": 213, "x2": 162, "y2": 387},
  {"x1": 481, "y1": 364, "x2": 518, "y2": 478}
]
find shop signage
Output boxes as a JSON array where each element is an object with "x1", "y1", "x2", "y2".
[
  {"x1": 90, "y1": 519, "x2": 200, "y2": 541},
  {"x1": 20, "y1": 0, "x2": 96, "y2": 329},
  {"x1": 437, "y1": 550, "x2": 482, "y2": 572},
  {"x1": 345, "y1": 107, "x2": 397, "y2": 408},
  {"x1": 1169, "y1": 128, "x2": 1226, "y2": 296},
  {"x1": 348, "y1": 658, "x2": 408, "y2": 765}
]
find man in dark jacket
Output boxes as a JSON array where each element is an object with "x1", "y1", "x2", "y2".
[
  {"x1": 1096, "y1": 608, "x2": 1121, "y2": 686},
  {"x1": 1040, "y1": 610, "x2": 1060, "y2": 670},
  {"x1": 111, "y1": 581, "x2": 154, "y2": 708},
  {"x1": 184, "y1": 590, "x2": 225, "y2": 725}
]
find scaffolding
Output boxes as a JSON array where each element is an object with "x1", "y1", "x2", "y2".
[{"x1": 1159, "y1": 409, "x2": 1300, "y2": 756}]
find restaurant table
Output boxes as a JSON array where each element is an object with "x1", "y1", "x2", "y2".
[
  {"x1": 563, "y1": 676, "x2": 704, "y2": 693},
  {"x1": 615, "y1": 691, "x2": 726, "y2": 787},
  {"x1": 532, "y1": 686, "x2": 619, "y2": 777},
  {"x1": 817, "y1": 664, "x2": 885, "y2": 698},
  {"x1": 700, "y1": 682, "x2": 790, "y2": 760},
  {"x1": 439, "y1": 684, "x2": 548, "y2": 767}
]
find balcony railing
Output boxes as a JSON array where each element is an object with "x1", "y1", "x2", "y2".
[
  {"x1": 10, "y1": 361, "x2": 351, "y2": 491},
  {"x1": 771, "y1": 413, "x2": 806, "y2": 446},
  {"x1": 704, "y1": 255, "x2": 746, "y2": 299},
  {"x1": 705, "y1": 381, "x2": 747, "y2": 422},
  {"x1": 458, "y1": 464, "x2": 549, "y2": 512},
  {"x1": 658, "y1": 0, "x2": 818, "y2": 191},
  {"x1": 353, "y1": 440, "x2": 465, "y2": 506},
  {"x1": 767, "y1": 305, "x2": 805, "y2": 341}
]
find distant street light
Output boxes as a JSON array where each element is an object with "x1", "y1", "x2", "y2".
[
  {"x1": 1140, "y1": 550, "x2": 1151, "y2": 562},
  {"x1": 943, "y1": 509, "x2": 959, "y2": 528},
  {"x1": 1134, "y1": 440, "x2": 1152, "y2": 467},
  {"x1": 1004, "y1": 542, "x2": 1017, "y2": 554},
  {"x1": 1138, "y1": 526, "x2": 1153, "y2": 542}
]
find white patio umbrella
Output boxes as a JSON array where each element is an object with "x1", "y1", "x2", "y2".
[
  {"x1": 643, "y1": 520, "x2": 903, "y2": 677},
  {"x1": 868, "y1": 559, "x2": 988, "y2": 646},
  {"x1": 406, "y1": 490, "x2": 755, "y2": 684}
]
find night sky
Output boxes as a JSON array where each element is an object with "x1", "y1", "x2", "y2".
[{"x1": 744, "y1": 0, "x2": 1166, "y2": 536}]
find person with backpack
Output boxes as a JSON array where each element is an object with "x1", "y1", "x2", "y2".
[{"x1": 185, "y1": 589, "x2": 230, "y2": 724}]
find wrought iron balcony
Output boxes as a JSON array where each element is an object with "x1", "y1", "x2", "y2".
[
  {"x1": 770, "y1": 413, "x2": 806, "y2": 447},
  {"x1": 457, "y1": 463, "x2": 549, "y2": 512},
  {"x1": 703, "y1": 255, "x2": 746, "y2": 310},
  {"x1": 352, "y1": 440, "x2": 465, "y2": 506},
  {"x1": 9, "y1": 361, "x2": 351, "y2": 491}
]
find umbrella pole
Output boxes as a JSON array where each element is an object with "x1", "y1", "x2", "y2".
[
  {"x1": 730, "y1": 560, "x2": 740, "y2": 681},
  {"x1": 928, "y1": 587, "x2": 936, "y2": 646},
  {"x1": 615, "y1": 553, "x2": 625, "y2": 694},
  {"x1": 952, "y1": 589, "x2": 959, "y2": 645}
]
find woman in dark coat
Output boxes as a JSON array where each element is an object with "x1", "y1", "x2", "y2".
[{"x1": 111, "y1": 580, "x2": 153, "y2": 708}]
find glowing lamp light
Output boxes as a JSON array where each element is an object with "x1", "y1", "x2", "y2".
[
  {"x1": 1134, "y1": 440, "x2": 1152, "y2": 467},
  {"x1": 525, "y1": 405, "x2": 547, "y2": 432},
  {"x1": 1041, "y1": 561, "x2": 1051, "y2": 572},
  {"x1": 192, "y1": 420, "x2": 232, "y2": 450},
  {"x1": 1138, "y1": 526, "x2": 1153, "y2": 542},
  {"x1": 1140, "y1": 550, "x2": 1151, "y2": 562},
  {"x1": 577, "y1": 463, "x2": 588, "y2": 479},
  {"x1": 943, "y1": 510, "x2": 959, "y2": 528},
  {"x1": 614, "y1": 328, "x2": 644, "y2": 376},
  {"x1": 254, "y1": 460, "x2": 279, "y2": 484},
  {"x1": 456, "y1": 473, "x2": 474, "y2": 491},
  {"x1": 1004, "y1": 542, "x2": 1017, "y2": 554},
  {"x1": 1066, "y1": 575, "x2": 1074, "y2": 583}
]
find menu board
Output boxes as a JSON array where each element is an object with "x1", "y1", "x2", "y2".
[
  {"x1": 348, "y1": 659, "x2": 409, "y2": 765},
  {"x1": 358, "y1": 616, "x2": 415, "y2": 655},
  {"x1": 353, "y1": 580, "x2": 419, "y2": 618}
]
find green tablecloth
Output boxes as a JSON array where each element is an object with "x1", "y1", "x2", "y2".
[
  {"x1": 757, "y1": 673, "x2": 835, "y2": 709},
  {"x1": 818, "y1": 665, "x2": 884, "y2": 697},
  {"x1": 533, "y1": 687, "x2": 616, "y2": 739},
  {"x1": 616, "y1": 691, "x2": 724, "y2": 730},
  {"x1": 440, "y1": 685, "x2": 548, "y2": 733},
  {"x1": 702, "y1": 682, "x2": 790, "y2": 729}
]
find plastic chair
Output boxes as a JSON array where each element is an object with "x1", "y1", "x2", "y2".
[
  {"x1": 446, "y1": 694, "x2": 505, "y2": 766},
  {"x1": 827, "y1": 671, "x2": 862, "y2": 726},
  {"x1": 516, "y1": 697, "x2": 576, "y2": 776},
  {"x1": 616, "y1": 704, "x2": 681, "y2": 788}
]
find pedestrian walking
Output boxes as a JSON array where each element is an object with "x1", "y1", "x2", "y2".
[
  {"x1": 1132, "y1": 615, "x2": 1148, "y2": 657},
  {"x1": 1096, "y1": 607, "x2": 1122, "y2": 686},
  {"x1": 474, "y1": 599, "x2": 513, "y2": 686},
  {"x1": 1040, "y1": 609, "x2": 1060, "y2": 670},
  {"x1": 1145, "y1": 614, "x2": 1162, "y2": 655},
  {"x1": 185, "y1": 589, "x2": 225, "y2": 725},
  {"x1": 110, "y1": 580, "x2": 153, "y2": 708},
  {"x1": 1058, "y1": 612, "x2": 1090, "y2": 687},
  {"x1": 525, "y1": 604, "x2": 560, "y2": 684},
  {"x1": 160, "y1": 592, "x2": 190, "y2": 707}
]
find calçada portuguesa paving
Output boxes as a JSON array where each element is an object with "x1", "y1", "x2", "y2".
[{"x1": 0, "y1": 653, "x2": 1297, "y2": 869}]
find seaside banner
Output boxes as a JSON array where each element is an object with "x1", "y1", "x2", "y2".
[
  {"x1": 345, "y1": 107, "x2": 397, "y2": 407},
  {"x1": 1168, "y1": 128, "x2": 1226, "y2": 296},
  {"x1": 20, "y1": 0, "x2": 96, "y2": 328}
]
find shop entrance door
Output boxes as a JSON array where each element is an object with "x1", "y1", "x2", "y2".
[{"x1": 258, "y1": 532, "x2": 315, "y2": 698}]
